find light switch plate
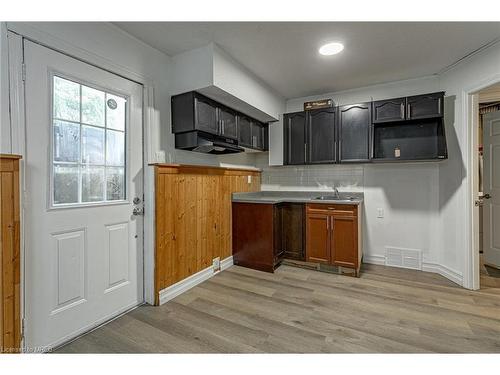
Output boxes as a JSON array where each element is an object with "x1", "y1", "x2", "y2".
[
  {"x1": 377, "y1": 208, "x2": 384, "y2": 218},
  {"x1": 155, "y1": 151, "x2": 166, "y2": 163},
  {"x1": 247, "y1": 175, "x2": 252, "y2": 184}
]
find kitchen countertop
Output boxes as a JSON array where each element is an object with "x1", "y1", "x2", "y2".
[{"x1": 232, "y1": 191, "x2": 364, "y2": 205}]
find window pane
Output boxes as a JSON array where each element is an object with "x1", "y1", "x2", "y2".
[
  {"x1": 106, "y1": 130, "x2": 125, "y2": 166},
  {"x1": 82, "y1": 166, "x2": 104, "y2": 202},
  {"x1": 106, "y1": 94, "x2": 126, "y2": 131},
  {"x1": 106, "y1": 167, "x2": 125, "y2": 201},
  {"x1": 82, "y1": 125, "x2": 105, "y2": 165},
  {"x1": 54, "y1": 164, "x2": 79, "y2": 204},
  {"x1": 82, "y1": 85, "x2": 105, "y2": 126},
  {"x1": 53, "y1": 120, "x2": 80, "y2": 162},
  {"x1": 53, "y1": 76, "x2": 80, "y2": 122}
]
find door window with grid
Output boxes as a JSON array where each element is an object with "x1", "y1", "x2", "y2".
[{"x1": 52, "y1": 75, "x2": 127, "y2": 206}]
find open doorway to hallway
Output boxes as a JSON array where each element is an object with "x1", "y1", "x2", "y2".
[{"x1": 475, "y1": 84, "x2": 500, "y2": 291}]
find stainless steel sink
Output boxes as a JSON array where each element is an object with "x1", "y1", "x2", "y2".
[{"x1": 313, "y1": 195, "x2": 355, "y2": 201}]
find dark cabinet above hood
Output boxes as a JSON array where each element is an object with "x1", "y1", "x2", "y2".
[{"x1": 175, "y1": 131, "x2": 244, "y2": 154}]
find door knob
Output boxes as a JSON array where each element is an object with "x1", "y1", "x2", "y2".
[
  {"x1": 133, "y1": 197, "x2": 141, "y2": 205},
  {"x1": 482, "y1": 193, "x2": 492, "y2": 200},
  {"x1": 132, "y1": 207, "x2": 144, "y2": 216}
]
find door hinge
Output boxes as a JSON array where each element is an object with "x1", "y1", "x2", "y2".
[{"x1": 21, "y1": 63, "x2": 26, "y2": 82}]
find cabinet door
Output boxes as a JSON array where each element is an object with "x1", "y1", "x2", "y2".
[
  {"x1": 372, "y1": 97, "x2": 406, "y2": 123},
  {"x1": 238, "y1": 116, "x2": 252, "y2": 147},
  {"x1": 407, "y1": 92, "x2": 444, "y2": 120},
  {"x1": 281, "y1": 203, "x2": 305, "y2": 261},
  {"x1": 283, "y1": 111, "x2": 306, "y2": 165},
  {"x1": 263, "y1": 126, "x2": 269, "y2": 151},
  {"x1": 307, "y1": 107, "x2": 336, "y2": 163},
  {"x1": 339, "y1": 103, "x2": 371, "y2": 162},
  {"x1": 331, "y1": 215, "x2": 357, "y2": 268},
  {"x1": 251, "y1": 121, "x2": 264, "y2": 150},
  {"x1": 306, "y1": 213, "x2": 330, "y2": 264},
  {"x1": 194, "y1": 96, "x2": 219, "y2": 134},
  {"x1": 219, "y1": 107, "x2": 238, "y2": 139}
]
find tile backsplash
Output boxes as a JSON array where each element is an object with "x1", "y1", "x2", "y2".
[{"x1": 259, "y1": 162, "x2": 364, "y2": 192}]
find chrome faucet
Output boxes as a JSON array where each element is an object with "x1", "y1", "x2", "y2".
[{"x1": 333, "y1": 187, "x2": 340, "y2": 199}]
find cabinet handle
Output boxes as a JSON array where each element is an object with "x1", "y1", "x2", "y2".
[
  {"x1": 407, "y1": 104, "x2": 411, "y2": 119},
  {"x1": 400, "y1": 103, "x2": 404, "y2": 118},
  {"x1": 328, "y1": 207, "x2": 336, "y2": 210},
  {"x1": 304, "y1": 143, "x2": 307, "y2": 160},
  {"x1": 327, "y1": 218, "x2": 329, "y2": 231}
]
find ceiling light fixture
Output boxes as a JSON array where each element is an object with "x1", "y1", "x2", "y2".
[{"x1": 319, "y1": 42, "x2": 344, "y2": 56}]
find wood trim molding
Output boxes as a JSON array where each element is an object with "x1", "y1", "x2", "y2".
[
  {"x1": 151, "y1": 163, "x2": 262, "y2": 175},
  {"x1": 0, "y1": 154, "x2": 22, "y2": 160}
]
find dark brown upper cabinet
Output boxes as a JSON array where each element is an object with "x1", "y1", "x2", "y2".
[
  {"x1": 263, "y1": 126, "x2": 269, "y2": 151},
  {"x1": 172, "y1": 91, "x2": 269, "y2": 151},
  {"x1": 218, "y1": 107, "x2": 238, "y2": 139},
  {"x1": 283, "y1": 111, "x2": 307, "y2": 165},
  {"x1": 172, "y1": 92, "x2": 219, "y2": 134},
  {"x1": 406, "y1": 92, "x2": 444, "y2": 120},
  {"x1": 372, "y1": 97, "x2": 406, "y2": 123},
  {"x1": 238, "y1": 116, "x2": 252, "y2": 148},
  {"x1": 338, "y1": 103, "x2": 371, "y2": 163},
  {"x1": 307, "y1": 107, "x2": 337, "y2": 163},
  {"x1": 251, "y1": 121, "x2": 264, "y2": 150}
]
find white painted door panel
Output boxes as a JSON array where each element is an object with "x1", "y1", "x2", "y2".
[
  {"x1": 23, "y1": 40, "x2": 144, "y2": 350},
  {"x1": 483, "y1": 110, "x2": 500, "y2": 268}
]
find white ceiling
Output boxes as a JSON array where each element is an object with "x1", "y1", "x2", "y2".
[{"x1": 114, "y1": 22, "x2": 500, "y2": 99}]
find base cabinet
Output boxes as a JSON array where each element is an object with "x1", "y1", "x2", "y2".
[
  {"x1": 306, "y1": 203, "x2": 362, "y2": 275},
  {"x1": 232, "y1": 203, "x2": 283, "y2": 272},
  {"x1": 281, "y1": 203, "x2": 305, "y2": 261}
]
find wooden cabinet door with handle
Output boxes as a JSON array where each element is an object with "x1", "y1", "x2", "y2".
[
  {"x1": 331, "y1": 215, "x2": 358, "y2": 268},
  {"x1": 372, "y1": 97, "x2": 406, "y2": 123},
  {"x1": 306, "y1": 213, "x2": 330, "y2": 264},
  {"x1": 218, "y1": 107, "x2": 238, "y2": 139}
]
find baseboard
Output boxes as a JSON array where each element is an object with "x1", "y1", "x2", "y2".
[
  {"x1": 363, "y1": 254, "x2": 463, "y2": 286},
  {"x1": 422, "y1": 261, "x2": 463, "y2": 286},
  {"x1": 158, "y1": 256, "x2": 233, "y2": 305},
  {"x1": 362, "y1": 255, "x2": 386, "y2": 265}
]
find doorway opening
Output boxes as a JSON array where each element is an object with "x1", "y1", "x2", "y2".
[{"x1": 473, "y1": 83, "x2": 500, "y2": 291}]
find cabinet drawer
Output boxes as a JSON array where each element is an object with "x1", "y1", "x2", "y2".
[{"x1": 306, "y1": 203, "x2": 357, "y2": 216}]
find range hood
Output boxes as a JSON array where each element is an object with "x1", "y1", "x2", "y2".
[{"x1": 175, "y1": 131, "x2": 244, "y2": 154}]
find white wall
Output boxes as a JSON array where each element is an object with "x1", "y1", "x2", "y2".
[
  {"x1": 212, "y1": 44, "x2": 284, "y2": 121},
  {"x1": 0, "y1": 22, "x2": 10, "y2": 153},
  {"x1": 170, "y1": 43, "x2": 285, "y2": 125},
  {"x1": 438, "y1": 40, "x2": 500, "y2": 287}
]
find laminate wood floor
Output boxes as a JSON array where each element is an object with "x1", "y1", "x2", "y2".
[{"x1": 56, "y1": 264, "x2": 500, "y2": 353}]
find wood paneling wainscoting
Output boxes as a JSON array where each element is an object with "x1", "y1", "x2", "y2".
[
  {"x1": 153, "y1": 164, "x2": 261, "y2": 305},
  {"x1": 0, "y1": 154, "x2": 22, "y2": 353}
]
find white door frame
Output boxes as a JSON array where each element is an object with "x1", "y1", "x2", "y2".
[
  {"x1": 464, "y1": 73, "x2": 500, "y2": 290},
  {"x1": 6, "y1": 23, "x2": 158, "y2": 350}
]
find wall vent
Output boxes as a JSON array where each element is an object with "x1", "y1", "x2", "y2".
[{"x1": 385, "y1": 247, "x2": 422, "y2": 270}]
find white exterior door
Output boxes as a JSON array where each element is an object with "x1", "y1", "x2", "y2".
[
  {"x1": 23, "y1": 40, "x2": 144, "y2": 350},
  {"x1": 483, "y1": 110, "x2": 500, "y2": 268}
]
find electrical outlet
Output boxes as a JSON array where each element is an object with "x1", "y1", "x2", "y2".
[
  {"x1": 377, "y1": 208, "x2": 384, "y2": 218},
  {"x1": 155, "y1": 151, "x2": 165, "y2": 163},
  {"x1": 247, "y1": 175, "x2": 252, "y2": 184},
  {"x1": 212, "y1": 257, "x2": 221, "y2": 272}
]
